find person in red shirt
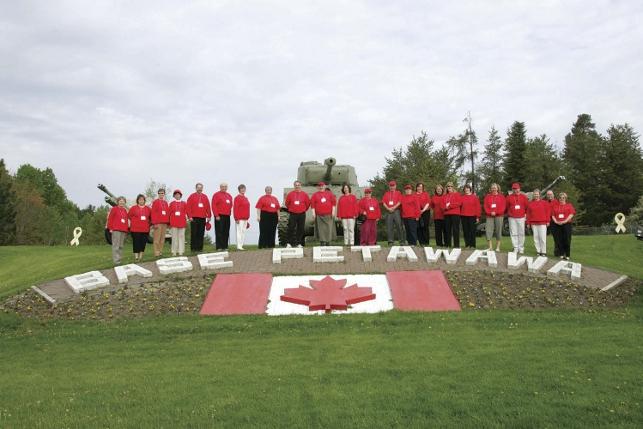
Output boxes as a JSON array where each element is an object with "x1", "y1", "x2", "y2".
[
  {"x1": 401, "y1": 184, "x2": 421, "y2": 245},
  {"x1": 337, "y1": 183, "x2": 358, "y2": 246},
  {"x1": 416, "y1": 183, "x2": 431, "y2": 245},
  {"x1": 186, "y1": 183, "x2": 211, "y2": 252},
  {"x1": 311, "y1": 181, "x2": 337, "y2": 246},
  {"x1": 285, "y1": 180, "x2": 311, "y2": 247},
  {"x1": 233, "y1": 184, "x2": 250, "y2": 250},
  {"x1": 168, "y1": 189, "x2": 188, "y2": 256},
  {"x1": 128, "y1": 194, "x2": 152, "y2": 262},
  {"x1": 382, "y1": 180, "x2": 404, "y2": 245},
  {"x1": 212, "y1": 183, "x2": 233, "y2": 250},
  {"x1": 550, "y1": 192, "x2": 576, "y2": 260},
  {"x1": 442, "y1": 182, "x2": 462, "y2": 248},
  {"x1": 460, "y1": 184, "x2": 481, "y2": 249},
  {"x1": 255, "y1": 186, "x2": 280, "y2": 249},
  {"x1": 483, "y1": 183, "x2": 506, "y2": 252},
  {"x1": 526, "y1": 189, "x2": 551, "y2": 256},
  {"x1": 358, "y1": 188, "x2": 380, "y2": 245},
  {"x1": 151, "y1": 188, "x2": 170, "y2": 257},
  {"x1": 506, "y1": 182, "x2": 529, "y2": 254},
  {"x1": 105, "y1": 196, "x2": 129, "y2": 264},
  {"x1": 431, "y1": 184, "x2": 446, "y2": 247}
]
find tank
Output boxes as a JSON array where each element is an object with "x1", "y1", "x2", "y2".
[{"x1": 277, "y1": 158, "x2": 365, "y2": 246}]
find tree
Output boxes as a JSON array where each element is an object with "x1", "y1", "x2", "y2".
[
  {"x1": 602, "y1": 124, "x2": 643, "y2": 219},
  {"x1": 446, "y1": 129, "x2": 479, "y2": 190},
  {"x1": 563, "y1": 114, "x2": 608, "y2": 225},
  {"x1": 521, "y1": 134, "x2": 563, "y2": 191},
  {"x1": 478, "y1": 127, "x2": 504, "y2": 194},
  {"x1": 0, "y1": 159, "x2": 17, "y2": 244},
  {"x1": 370, "y1": 131, "x2": 459, "y2": 196},
  {"x1": 503, "y1": 121, "x2": 528, "y2": 189}
]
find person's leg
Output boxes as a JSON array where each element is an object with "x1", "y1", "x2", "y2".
[
  {"x1": 417, "y1": 214, "x2": 426, "y2": 245},
  {"x1": 214, "y1": 218, "x2": 222, "y2": 249},
  {"x1": 394, "y1": 211, "x2": 405, "y2": 244},
  {"x1": 341, "y1": 218, "x2": 349, "y2": 245},
  {"x1": 508, "y1": 217, "x2": 519, "y2": 252},
  {"x1": 385, "y1": 212, "x2": 394, "y2": 244},
  {"x1": 237, "y1": 220, "x2": 247, "y2": 249},
  {"x1": 563, "y1": 223, "x2": 572, "y2": 258},
  {"x1": 435, "y1": 219, "x2": 445, "y2": 247},
  {"x1": 367, "y1": 220, "x2": 377, "y2": 245},
  {"x1": 190, "y1": 220, "x2": 198, "y2": 251},
  {"x1": 152, "y1": 226, "x2": 161, "y2": 256},
  {"x1": 461, "y1": 217, "x2": 471, "y2": 247},
  {"x1": 517, "y1": 218, "x2": 526, "y2": 253},
  {"x1": 494, "y1": 217, "x2": 503, "y2": 250},
  {"x1": 407, "y1": 219, "x2": 418, "y2": 245},
  {"x1": 192, "y1": 217, "x2": 205, "y2": 251},
  {"x1": 347, "y1": 218, "x2": 355, "y2": 245},
  {"x1": 296, "y1": 213, "x2": 306, "y2": 246},
  {"x1": 287, "y1": 213, "x2": 296, "y2": 247},
  {"x1": 178, "y1": 228, "x2": 185, "y2": 255},
  {"x1": 452, "y1": 216, "x2": 461, "y2": 248},
  {"x1": 444, "y1": 216, "x2": 452, "y2": 248},
  {"x1": 111, "y1": 231, "x2": 122, "y2": 264},
  {"x1": 223, "y1": 215, "x2": 231, "y2": 249},
  {"x1": 170, "y1": 227, "x2": 178, "y2": 255},
  {"x1": 267, "y1": 212, "x2": 278, "y2": 248},
  {"x1": 485, "y1": 217, "x2": 494, "y2": 249}
]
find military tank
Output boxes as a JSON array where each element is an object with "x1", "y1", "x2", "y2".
[{"x1": 277, "y1": 158, "x2": 365, "y2": 246}]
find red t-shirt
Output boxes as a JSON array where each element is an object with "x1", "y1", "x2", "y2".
[
  {"x1": 483, "y1": 193, "x2": 506, "y2": 217},
  {"x1": 442, "y1": 192, "x2": 462, "y2": 216},
  {"x1": 128, "y1": 205, "x2": 152, "y2": 233},
  {"x1": 186, "y1": 192, "x2": 211, "y2": 219},
  {"x1": 460, "y1": 194, "x2": 481, "y2": 217},
  {"x1": 551, "y1": 202, "x2": 576, "y2": 223},
  {"x1": 416, "y1": 191, "x2": 431, "y2": 211},
  {"x1": 212, "y1": 191, "x2": 233, "y2": 217},
  {"x1": 256, "y1": 195, "x2": 280, "y2": 213},
  {"x1": 107, "y1": 206, "x2": 129, "y2": 232},
  {"x1": 359, "y1": 197, "x2": 381, "y2": 220},
  {"x1": 285, "y1": 190, "x2": 311, "y2": 214},
  {"x1": 169, "y1": 200, "x2": 188, "y2": 228},
  {"x1": 233, "y1": 194, "x2": 250, "y2": 221},
  {"x1": 400, "y1": 194, "x2": 421, "y2": 219},
  {"x1": 382, "y1": 190, "x2": 402, "y2": 210},
  {"x1": 311, "y1": 190, "x2": 336, "y2": 216},
  {"x1": 151, "y1": 199, "x2": 170, "y2": 225},
  {"x1": 506, "y1": 193, "x2": 529, "y2": 218},
  {"x1": 337, "y1": 194, "x2": 359, "y2": 219},
  {"x1": 431, "y1": 194, "x2": 445, "y2": 220},
  {"x1": 526, "y1": 199, "x2": 551, "y2": 225}
]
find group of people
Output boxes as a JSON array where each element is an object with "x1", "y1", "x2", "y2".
[{"x1": 105, "y1": 179, "x2": 576, "y2": 265}]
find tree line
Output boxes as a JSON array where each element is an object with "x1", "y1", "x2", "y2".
[{"x1": 369, "y1": 113, "x2": 643, "y2": 226}]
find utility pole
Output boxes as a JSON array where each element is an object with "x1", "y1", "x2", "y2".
[{"x1": 463, "y1": 111, "x2": 475, "y2": 194}]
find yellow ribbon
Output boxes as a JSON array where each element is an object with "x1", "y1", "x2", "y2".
[
  {"x1": 614, "y1": 213, "x2": 626, "y2": 234},
  {"x1": 70, "y1": 227, "x2": 83, "y2": 246}
]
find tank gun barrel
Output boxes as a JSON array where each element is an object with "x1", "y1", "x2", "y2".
[
  {"x1": 542, "y1": 176, "x2": 566, "y2": 194},
  {"x1": 323, "y1": 157, "x2": 336, "y2": 183},
  {"x1": 97, "y1": 184, "x2": 118, "y2": 207}
]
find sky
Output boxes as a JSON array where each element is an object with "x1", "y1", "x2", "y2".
[{"x1": 1, "y1": 1, "x2": 642, "y2": 243}]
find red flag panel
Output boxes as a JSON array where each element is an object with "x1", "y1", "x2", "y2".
[
  {"x1": 200, "y1": 273, "x2": 272, "y2": 315},
  {"x1": 386, "y1": 270, "x2": 461, "y2": 312}
]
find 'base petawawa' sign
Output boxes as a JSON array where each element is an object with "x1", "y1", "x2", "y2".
[{"x1": 63, "y1": 246, "x2": 583, "y2": 294}]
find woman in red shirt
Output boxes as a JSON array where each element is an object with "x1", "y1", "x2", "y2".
[
  {"x1": 550, "y1": 192, "x2": 576, "y2": 260},
  {"x1": 460, "y1": 184, "x2": 481, "y2": 249},
  {"x1": 442, "y1": 182, "x2": 462, "y2": 248},
  {"x1": 128, "y1": 194, "x2": 152, "y2": 262},
  {"x1": 431, "y1": 184, "x2": 446, "y2": 247},
  {"x1": 358, "y1": 188, "x2": 380, "y2": 245},
  {"x1": 169, "y1": 190, "x2": 188, "y2": 256},
  {"x1": 151, "y1": 188, "x2": 170, "y2": 257},
  {"x1": 255, "y1": 186, "x2": 280, "y2": 249},
  {"x1": 337, "y1": 183, "x2": 359, "y2": 246},
  {"x1": 233, "y1": 184, "x2": 250, "y2": 250},
  {"x1": 526, "y1": 189, "x2": 551, "y2": 256},
  {"x1": 401, "y1": 184, "x2": 421, "y2": 245},
  {"x1": 416, "y1": 183, "x2": 431, "y2": 245},
  {"x1": 483, "y1": 183, "x2": 506, "y2": 251},
  {"x1": 105, "y1": 196, "x2": 129, "y2": 264}
]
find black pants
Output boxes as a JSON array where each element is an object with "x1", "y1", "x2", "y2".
[
  {"x1": 287, "y1": 212, "x2": 306, "y2": 246},
  {"x1": 444, "y1": 215, "x2": 460, "y2": 248},
  {"x1": 551, "y1": 223, "x2": 573, "y2": 257},
  {"x1": 403, "y1": 218, "x2": 418, "y2": 245},
  {"x1": 418, "y1": 211, "x2": 431, "y2": 245},
  {"x1": 131, "y1": 232, "x2": 148, "y2": 253},
  {"x1": 434, "y1": 219, "x2": 446, "y2": 247},
  {"x1": 461, "y1": 216, "x2": 476, "y2": 248},
  {"x1": 259, "y1": 211, "x2": 278, "y2": 248},
  {"x1": 215, "y1": 214, "x2": 231, "y2": 249},
  {"x1": 191, "y1": 217, "x2": 206, "y2": 251}
]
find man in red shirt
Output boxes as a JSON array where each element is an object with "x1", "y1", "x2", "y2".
[
  {"x1": 382, "y1": 180, "x2": 404, "y2": 246},
  {"x1": 506, "y1": 182, "x2": 529, "y2": 254},
  {"x1": 186, "y1": 182, "x2": 211, "y2": 252},
  {"x1": 284, "y1": 180, "x2": 311, "y2": 247},
  {"x1": 401, "y1": 184, "x2": 421, "y2": 245},
  {"x1": 311, "y1": 182, "x2": 337, "y2": 246},
  {"x1": 526, "y1": 189, "x2": 551, "y2": 256},
  {"x1": 212, "y1": 182, "x2": 233, "y2": 250}
]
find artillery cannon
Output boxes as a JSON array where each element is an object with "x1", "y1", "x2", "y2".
[
  {"x1": 277, "y1": 158, "x2": 365, "y2": 246},
  {"x1": 97, "y1": 184, "x2": 120, "y2": 207}
]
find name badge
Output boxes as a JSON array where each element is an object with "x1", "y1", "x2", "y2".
[
  {"x1": 369, "y1": 207, "x2": 374, "y2": 211},
  {"x1": 175, "y1": 211, "x2": 181, "y2": 216},
  {"x1": 446, "y1": 202, "x2": 450, "y2": 207},
  {"x1": 389, "y1": 200, "x2": 394, "y2": 205},
  {"x1": 321, "y1": 197, "x2": 326, "y2": 203},
  {"x1": 161, "y1": 210, "x2": 166, "y2": 215},
  {"x1": 491, "y1": 203, "x2": 496, "y2": 208},
  {"x1": 140, "y1": 216, "x2": 146, "y2": 221},
  {"x1": 226, "y1": 199, "x2": 230, "y2": 204},
  {"x1": 270, "y1": 203, "x2": 276, "y2": 208},
  {"x1": 198, "y1": 203, "x2": 204, "y2": 208},
  {"x1": 514, "y1": 205, "x2": 521, "y2": 210},
  {"x1": 120, "y1": 218, "x2": 126, "y2": 223},
  {"x1": 558, "y1": 214, "x2": 564, "y2": 219},
  {"x1": 295, "y1": 201, "x2": 300, "y2": 205}
]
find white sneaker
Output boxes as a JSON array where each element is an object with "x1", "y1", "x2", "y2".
[
  {"x1": 238, "y1": 247, "x2": 244, "y2": 251},
  {"x1": 286, "y1": 244, "x2": 292, "y2": 248},
  {"x1": 519, "y1": 248, "x2": 524, "y2": 254},
  {"x1": 297, "y1": 244, "x2": 303, "y2": 248}
]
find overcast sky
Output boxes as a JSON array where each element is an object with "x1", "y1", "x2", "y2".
[{"x1": 1, "y1": 1, "x2": 642, "y2": 229}]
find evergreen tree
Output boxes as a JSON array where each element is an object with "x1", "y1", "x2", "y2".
[
  {"x1": 521, "y1": 134, "x2": 563, "y2": 192},
  {"x1": 446, "y1": 129, "x2": 479, "y2": 191},
  {"x1": 503, "y1": 121, "x2": 528, "y2": 189},
  {"x1": 602, "y1": 124, "x2": 643, "y2": 220},
  {"x1": 478, "y1": 127, "x2": 504, "y2": 194},
  {"x1": 0, "y1": 159, "x2": 17, "y2": 244},
  {"x1": 563, "y1": 114, "x2": 608, "y2": 225}
]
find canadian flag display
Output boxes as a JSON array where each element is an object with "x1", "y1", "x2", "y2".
[{"x1": 200, "y1": 271, "x2": 461, "y2": 316}]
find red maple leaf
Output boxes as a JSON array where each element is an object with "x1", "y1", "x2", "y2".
[{"x1": 280, "y1": 275, "x2": 376, "y2": 313}]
